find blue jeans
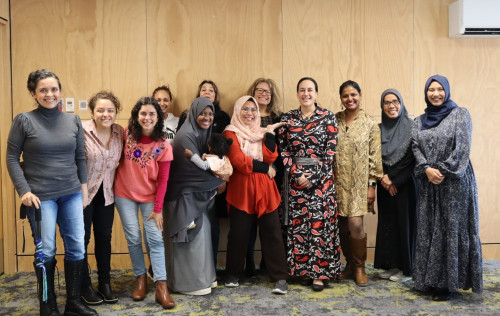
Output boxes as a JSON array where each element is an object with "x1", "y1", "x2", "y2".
[
  {"x1": 115, "y1": 196, "x2": 166, "y2": 281},
  {"x1": 26, "y1": 192, "x2": 85, "y2": 261}
]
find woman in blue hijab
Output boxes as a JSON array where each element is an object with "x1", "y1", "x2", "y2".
[{"x1": 411, "y1": 75, "x2": 482, "y2": 301}]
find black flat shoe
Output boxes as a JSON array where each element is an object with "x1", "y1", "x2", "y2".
[
  {"x1": 432, "y1": 288, "x2": 450, "y2": 301},
  {"x1": 81, "y1": 285, "x2": 103, "y2": 305},
  {"x1": 98, "y1": 283, "x2": 118, "y2": 304},
  {"x1": 311, "y1": 282, "x2": 324, "y2": 292},
  {"x1": 301, "y1": 278, "x2": 313, "y2": 286}
]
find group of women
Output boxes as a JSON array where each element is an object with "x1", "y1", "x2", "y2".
[{"x1": 6, "y1": 69, "x2": 482, "y2": 315}]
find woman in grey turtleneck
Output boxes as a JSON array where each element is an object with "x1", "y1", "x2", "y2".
[{"x1": 6, "y1": 69, "x2": 96, "y2": 316}]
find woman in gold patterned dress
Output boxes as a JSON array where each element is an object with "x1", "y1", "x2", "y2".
[{"x1": 334, "y1": 80, "x2": 383, "y2": 287}]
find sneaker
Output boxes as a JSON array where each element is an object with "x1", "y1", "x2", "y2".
[
  {"x1": 389, "y1": 271, "x2": 406, "y2": 282},
  {"x1": 225, "y1": 277, "x2": 239, "y2": 288},
  {"x1": 211, "y1": 281, "x2": 218, "y2": 288},
  {"x1": 379, "y1": 268, "x2": 399, "y2": 279},
  {"x1": 272, "y1": 280, "x2": 288, "y2": 295}
]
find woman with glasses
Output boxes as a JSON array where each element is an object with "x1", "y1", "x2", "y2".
[
  {"x1": 244, "y1": 78, "x2": 283, "y2": 276},
  {"x1": 278, "y1": 77, "x2": 341, "y2": 291},
  {"x1": 335, "y1": 80, "x2": 383, "y2": 287},
  {"x1": 373, "y1": 89, "x2": 416, "y2": 282},
  {"x1": 223, "y1": 96, "x2": 288, "y2": 294}
]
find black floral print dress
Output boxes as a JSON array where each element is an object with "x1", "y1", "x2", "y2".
[{"x1": 278, "y1": 105, "x2": 342, "y2": 279}]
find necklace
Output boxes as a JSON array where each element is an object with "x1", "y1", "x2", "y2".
[{"x1": 300, "y1": 107, "x2": 315, "y2": 120}]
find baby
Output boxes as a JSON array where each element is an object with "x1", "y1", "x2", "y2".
[{"x1": 184, "y1": 133, "x2": 233, "y2": 229}]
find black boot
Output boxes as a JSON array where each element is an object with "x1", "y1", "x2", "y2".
[
  {"x1": 63, "y1": 259, "x2": 98, "y2": 316},
  {"x1": 34, "y1": 259, "x2": 60, "y2": 316}
]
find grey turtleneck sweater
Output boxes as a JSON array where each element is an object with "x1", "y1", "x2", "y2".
[{"x1": 7, "y1": 105, "x2": 87, "y2": 201}]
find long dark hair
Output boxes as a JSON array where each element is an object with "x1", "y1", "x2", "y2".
[{"x1": 127, "y1": 97, "x2": 164, "y2": 142}]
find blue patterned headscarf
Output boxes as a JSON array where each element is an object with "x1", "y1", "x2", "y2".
[{"x1": 420, "y1": 75, "x2": 458, "y2": 130}]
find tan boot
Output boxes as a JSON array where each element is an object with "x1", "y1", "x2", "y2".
[
  {"x1": 132, "y1": 274, "x2": 147, "y2": 301},
  {"x1": 351, "y1": 234, "x2": 369, "y2": 287},
  {"x1": 155, "y1": 281, "x2": 175, "y2": 309},
  {"x1": 339, "y1": 222, "x2": 352, "y2": 280}
]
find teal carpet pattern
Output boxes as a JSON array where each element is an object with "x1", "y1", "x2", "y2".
[{"x1": 1, "y1": 261, "x2": 499, "y2": 315}]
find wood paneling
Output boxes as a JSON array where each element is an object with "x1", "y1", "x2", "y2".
[
  {"x1": 0, "y1": 0, "x2": 8, "y2": 20},
  {"x1": 5, "y1": 0, "x2": 500, "y2": 272},
  {"x1": 1, "y1": 15, "x2": 15, "y2": 274},
  {"x1": 146, "y1": 0, "x2": 283, "y2": 116}
]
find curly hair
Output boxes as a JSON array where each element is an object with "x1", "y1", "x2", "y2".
[
  {"x1": 208, "y1": 133, "x2": 233, "y2": 158},
  {"x1": 88, "y1": 90, "x2": 122, "y2": 113},
  {"x1": 127, "y1": 97, "x2": 164, "y2": 142},
  {"x1": 27, "y1": 69, "x2": 62, "y2": 94},
  {"x1": 247, "y1": 78, "x2": 281, "y2": 118}
]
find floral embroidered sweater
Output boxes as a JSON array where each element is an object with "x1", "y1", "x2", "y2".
[{"x1": 114, "y1": 130, "x2": 173, "y2": 213}]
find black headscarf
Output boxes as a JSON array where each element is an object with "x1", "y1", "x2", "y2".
[
  {"x1": 379, "y1": 89, "x2": 414, "y2": 166},
  {"x1": 420, "y1": 75, "x2": 458, "y2": 130},
  {"x1": 165, "y1": 97, "x2": 222, "y2": 201}
]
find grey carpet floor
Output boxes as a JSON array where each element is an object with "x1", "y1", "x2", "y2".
[{"x1": 1, "y1": 261, "x2": 499, "y2": 315}]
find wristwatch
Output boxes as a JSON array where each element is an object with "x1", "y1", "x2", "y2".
[{"x1": 368, "y1": 181, "x2": 377, "y2": 187}]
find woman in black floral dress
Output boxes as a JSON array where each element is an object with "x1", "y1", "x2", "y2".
[{"x1": 278, "y1": 77, "x2": 341, "y2": 291}]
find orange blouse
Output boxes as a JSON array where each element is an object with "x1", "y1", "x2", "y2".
[{"x1": 223, "y1": 131, "x2": 281, "y2": 217}]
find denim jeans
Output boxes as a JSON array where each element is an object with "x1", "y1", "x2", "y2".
[
  {"x1": 115, "y1": 196, "x2": 166, "y2": 281},
  {"x1": 26, "y1": 192, "x2": 85, "y2": 261}
]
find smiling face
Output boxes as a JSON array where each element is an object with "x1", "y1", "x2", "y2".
[
  {"x1": 92, "y1": 98, "x2": 117, "y2": 129},
  {"x1": 31, "y1": 77, "x2": 61, "y2": 109},
  {"x1": 197, "y1": 106, "x2": 214, "y2": 130},
  {"x1": 253, "y1": 82, "x2": 271, "y2": 108},
  {"x1": 199, "y1": 83, "x2": 216, "y2": 103},
  {"x1": 382, "y1": 93, "x2": 401, "y2": 119},
  {"x1": 426, "y1": 81, "x2": 445, "y2": 107},
  {"x1": 153, "y1": 89, "x2": 172, "y2": 115},
  {"x1": 340, "y1": 85, "x2": 361, "y2": 112},
  {"x1": 239, "y1": 101, "x2": 258, "y2": 126},
  {"x1": 138, "y1": 104, "x2": 158, "y2": 136},
  {"x1": 297, "y1": 79, "x2": 317, "y2": 107}
]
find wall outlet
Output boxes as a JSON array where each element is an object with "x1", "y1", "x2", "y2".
[
  {"x1": 66, "y1": 98, "x2": 75, "y2": 112},
  {"x1": 79, "y1": 100, "x2": 88, "y2": 111}
]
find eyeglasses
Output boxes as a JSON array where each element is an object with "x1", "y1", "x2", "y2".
[
  {"x1": 241, "y1": 107, "x2": 257, "y2": 113},
  {"x1": 255, "y1": 88, "x2": 272, "y2": 96},
  {"x1": 383, "y1": 100, "x2": 400, "y2": 106}
]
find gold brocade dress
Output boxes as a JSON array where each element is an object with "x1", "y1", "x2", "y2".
[{"x1": 334, "y1": 110, "x2": 383, "y2": 217}]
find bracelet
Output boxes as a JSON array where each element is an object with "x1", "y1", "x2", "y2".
[{"x1": 368, "y1": 181, "x2": 377, "y2": 187}]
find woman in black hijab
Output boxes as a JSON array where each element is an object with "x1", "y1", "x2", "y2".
[
  {"x1": 374, "y1": 89, "x2": 416, "y2": 282},
  {"x1": 164, "y1": 97, "x2": 223, "y2": 296}
]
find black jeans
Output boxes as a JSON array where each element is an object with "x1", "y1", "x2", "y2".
[{"x1": 82, "y1": 184, "x2": 115, "y2": 286}]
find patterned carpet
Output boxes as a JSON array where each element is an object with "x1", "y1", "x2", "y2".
[{"x1": 1, "y1": 261, "x2": 499, "y2": 315}]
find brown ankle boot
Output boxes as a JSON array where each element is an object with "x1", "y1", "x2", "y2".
[
  {"x1": 155, "y1": 281, "x2": 175, "y2": 309},
  {"x1": 351, "y1": 234, "x2": 369, "y2": 287},
  {"x1": 132, "y1": 274, "x2": 147, "y2": 301},
  {"x1": 339, "y1": 230, "x2": 352, "y2": 280}
]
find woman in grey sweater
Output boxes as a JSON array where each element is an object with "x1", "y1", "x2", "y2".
[{"x1": 7, "y1": 69, "x2": 96, "y2": 316}]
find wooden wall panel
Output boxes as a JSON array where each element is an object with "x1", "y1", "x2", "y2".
[
  {"x1": 414, "y1": 0, "x2": 500, "y2": 244},
  {"x1": 146, "y1": 0, "x2": 283, "y2": 116},
  {"x1": 282, "y1": 0, "x2": 356, "y2": 113},
  {"x1": 0, "y1": 0, "x2": 8, "y2": 20},
  {"x1": 1, "y1": 16, "x2": 15, "y2": 274},
  {"x1": 5, "y1": 0, "x2": 500, "y2": 272}
]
